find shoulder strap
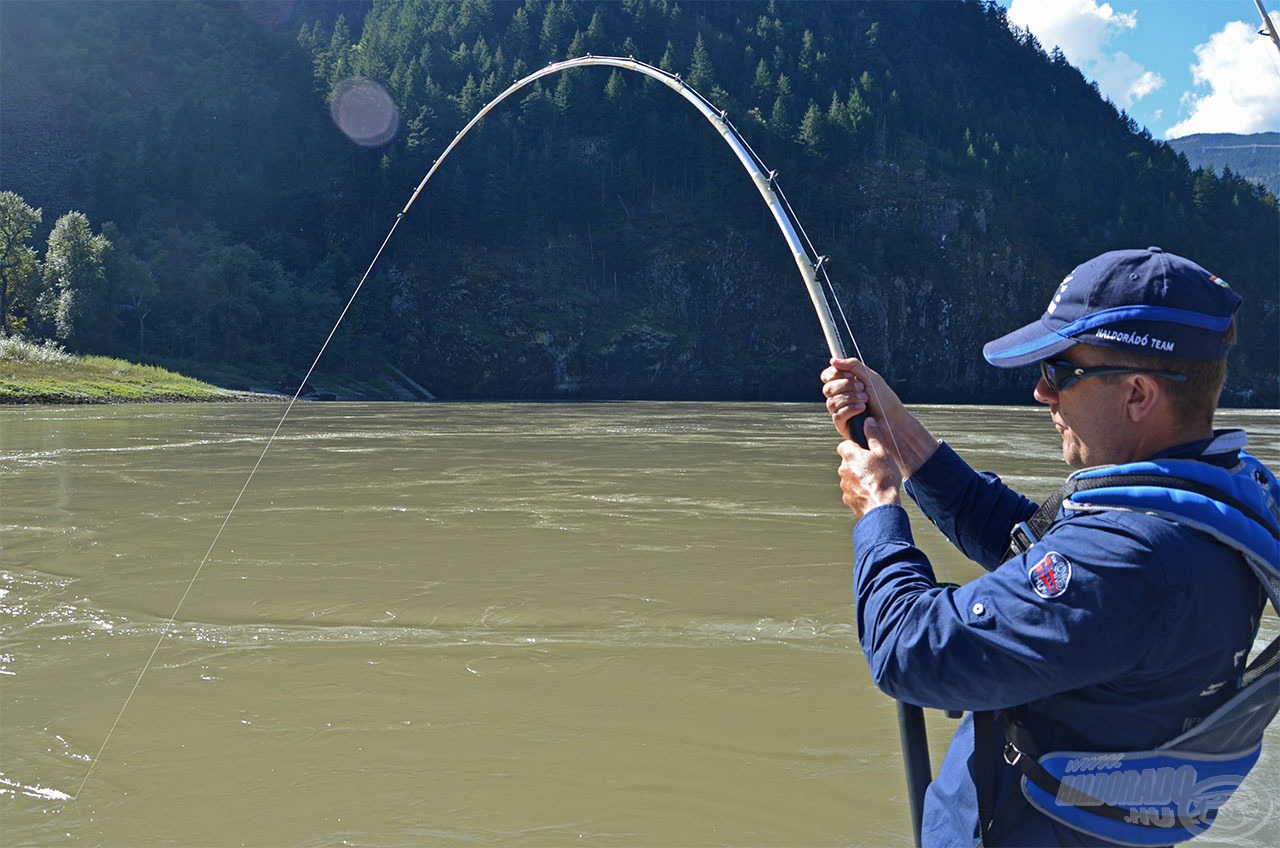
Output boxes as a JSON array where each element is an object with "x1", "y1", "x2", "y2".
[
  {"x1": 1004, "y1": 465, "x2": 1280, "y2": 564},
  {"x1": 975, "y1": 709, "x2": 1180, "y2": 839},
  {"x1": 1072, "y1": 473, "x2": 1278, "y2": 541},
  {"x1": 974, "y1": 709, "x2": 1002, "y2": 843},
  {"x1": 1002, "y1": 469, "x2": 1142, "y2": 562},
  {"x1": 1001, "y1": 719, "x2": 1144, "y2": 826},
  {"x1": 1003, "y1": 479, "x2": 1075, "y2": 561}
]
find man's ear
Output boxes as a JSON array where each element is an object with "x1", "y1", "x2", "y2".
[{"x1": 1123, "y1": 372, "x2": 1164, "y2": 423}]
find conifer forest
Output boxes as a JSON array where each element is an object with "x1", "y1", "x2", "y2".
[{"x1": 2, "y1": 0, "x2": 1276, "y2": 404}]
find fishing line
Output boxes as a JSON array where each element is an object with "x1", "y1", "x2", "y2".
[
  {"x1": 74, "y1": 54, "x2": 894, "y2": 800},
  {"x1": 819, "y1": 265, "x2": 907, "y2": 467},
  {"x1": 73, "y1": 213, "x2": 410, "y2": 800},
  {"x1": 721, "y1": 101, "x2": 911, "y2": 466},
  {"x1": 769, "y1": 177, "x2": 906, "y2": 467}
]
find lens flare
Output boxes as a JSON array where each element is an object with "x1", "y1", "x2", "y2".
[{"x1": 330, "y1": 78, "x2": 400, "y2": 148}]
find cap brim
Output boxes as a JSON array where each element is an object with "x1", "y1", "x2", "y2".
[{"x1": 982, "y1": 318, "x2": 1077, "y2": 368}]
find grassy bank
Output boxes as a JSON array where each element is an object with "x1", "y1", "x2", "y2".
[{"x1": 0, "y1": 337, "x2": 279, "y2": 404}]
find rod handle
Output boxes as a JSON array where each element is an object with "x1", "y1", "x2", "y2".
[{"x1": 849, "y1": 410, "x2": 869, "y2": 449}]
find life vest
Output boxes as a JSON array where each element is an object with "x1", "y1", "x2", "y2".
[{"x1": 996, "y1": 440, "x2": 1280, "y2": 846}]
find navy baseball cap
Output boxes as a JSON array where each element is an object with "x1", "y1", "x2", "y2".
[{"x1": 983, "y1": 247, "x2": 1240, "y2": 368}]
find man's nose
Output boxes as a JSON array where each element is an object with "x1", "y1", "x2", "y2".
[{"x1": 1033, "y1": 374, "x2": 1057, "y2": 405}]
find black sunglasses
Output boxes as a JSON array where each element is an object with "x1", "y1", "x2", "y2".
[{"x1": 1039, "y1": 359, "x2": 1188, "y2": 392}]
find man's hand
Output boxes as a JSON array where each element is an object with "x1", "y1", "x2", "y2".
[
  {"x1": 821, "y1": 357, "x2": 941, "y2": 478},
  {"x1": 820, "y1": 360, "x2": 869, "y2": 441},
  {"x1": 837, "y1": 417, "x2": 903, "y2": 517},
  {"x1": 821, "y1": 357, "x2": 907, "y2": 439}
]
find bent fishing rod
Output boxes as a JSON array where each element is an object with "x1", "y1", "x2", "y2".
[
  {"x1": 1258, "y1": 0, "x2": 1280, "y2": 56},
  {"x1": 404, "y1": 56, "x2": 858, "y2": 387},
  {"x1": 78, "y1": 54, "x2": 931, "y2": 846}
]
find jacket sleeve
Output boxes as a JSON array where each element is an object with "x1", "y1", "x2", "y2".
[
  {"x1": 902, "y1": 441, "x2": 1039, "y2": 570},
  {"x1": 851, "y1": 505, "x2": 1166, "y2": 711}
]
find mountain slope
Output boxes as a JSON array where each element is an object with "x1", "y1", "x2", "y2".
[
  {"x1": 2, "y1": 0, "x2": 1275, "y2": 405},
  {"x1": 1167, "y1": 132, "x2": 1280, "y2": 197}
]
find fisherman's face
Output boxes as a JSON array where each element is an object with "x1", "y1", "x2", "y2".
[{"x1": 1033, "y1": 344, "x2": 1138, "y2": 469}]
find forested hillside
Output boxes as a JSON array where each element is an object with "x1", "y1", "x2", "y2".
[
  {"x1": 1167, "y1": 132, "x2": 1280, "y2": 197},
  {"x1": 2, "y1": 0, "x2": 1276, "y2": 405}
]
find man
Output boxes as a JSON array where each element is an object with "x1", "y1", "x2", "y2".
[{"x1": 820, "y1": 247, "x2": 1279, "y2": 847}]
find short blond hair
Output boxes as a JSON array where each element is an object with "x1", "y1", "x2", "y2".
[{"x1": 1098, "y1": 318, "x2": 1236, "y2": 428}]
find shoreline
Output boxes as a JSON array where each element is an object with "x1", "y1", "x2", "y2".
[
  {"x1": 0, "y1": 387, "x2": 287, "y2": 405},
  {"x1": 0, "y1": 376, "x2": 287, "y2": 405},
  {"x1": 0, "y1": 341, "x2": 435, "y2": 405},
  {"x1": 0, "y1": 343, "x2": 286, "y2": 405}
]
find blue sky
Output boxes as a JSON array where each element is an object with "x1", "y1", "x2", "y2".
[{"x1": 997, "y1": 0, "x2": 1280, "y2": 138}]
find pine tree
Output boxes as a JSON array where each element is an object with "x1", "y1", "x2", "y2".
[
  {"x1": 604, "y1": 68, "x2": 627, "y2": 103},
  {"x1": 752, "y1": 58, "x2": 773, "y2": 104},
  {"x1": 505, "y1": 6, "x2": 534, "y2": 63},
  {"x1": 799, "y1": 29, "x2": 817, "y2": 73},
  {"x1": 325, "y1": 14, "x2": 354, "y2": 87},
  {"x1": 659, "y1": 40, "x2": 676, "y2": 73},
  {"x1": 826, "y1": 90, "x2": 848, "y2": 132},
  {"x1": 584, "y1": 10, "x2": 607, "y2": 54},
  {"x1": 798, "y1": 100, "x2": 825, "y2": 152},
  {"x1": 770, "y1": 73, "x2": 794, "y2": 132},
  {"x1": 846, "y1": 83, "x2": 869, "y2": 131},
  {"x1": 688, "y1": 33, "x2": 714, "y2": 91},
  {"x1": 540, "y1": 0, "x2": 574, "y2": 60}
]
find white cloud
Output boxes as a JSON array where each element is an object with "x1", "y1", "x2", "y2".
[
  {"x1": 1008, "y1": 0, "x2": 1134, "y2": 64},
  {"x1": 1091, "y1": 51, "x2": 1164, "y2": 109},
  {"x1": 1007, "y1": 0, "x2": 1164, "y2": 109},
  {"x1": 1165, "y1": 16, "x2": 1280, "y2": 138}
]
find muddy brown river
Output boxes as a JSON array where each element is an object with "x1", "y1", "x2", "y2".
[{"x1": 1, "y1": 402, "x2": 1275, "y2": 846}]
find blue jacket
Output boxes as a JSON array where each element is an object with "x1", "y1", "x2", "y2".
[{"x1": 850, "y1": 430, "x2": 1268, "y2": 847}]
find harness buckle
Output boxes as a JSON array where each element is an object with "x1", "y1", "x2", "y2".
[
  {"x1": 1010, "y1": 521, "x2": 1038, "y2": 554},
  {"x1": 1003, "y1": 741, "x2": 1024, "y2": 767}
]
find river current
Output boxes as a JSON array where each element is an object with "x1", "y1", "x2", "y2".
[{"x1": 1, "y1": 402, "x2": 1276, "y2": 846}]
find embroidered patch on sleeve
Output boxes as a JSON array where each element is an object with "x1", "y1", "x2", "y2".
[{"x1": 1028, "y1": 551, "x2": 1072, "y2": 599}]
